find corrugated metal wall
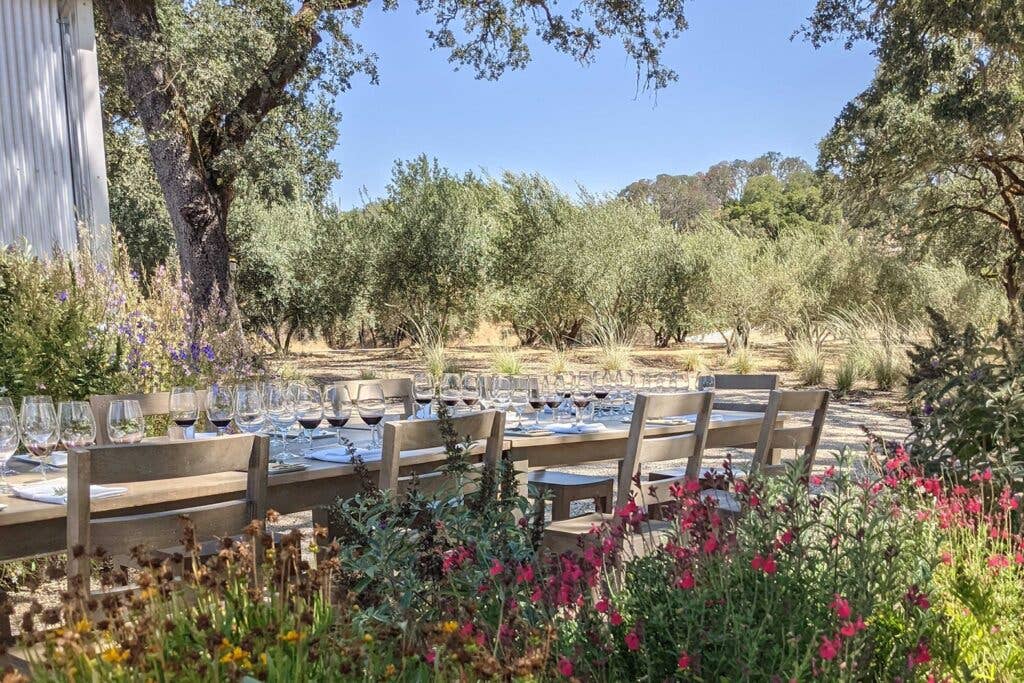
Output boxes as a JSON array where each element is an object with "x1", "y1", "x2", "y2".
[{"x1": 0, "y1": 0, "x2": 80, "y2": 253}]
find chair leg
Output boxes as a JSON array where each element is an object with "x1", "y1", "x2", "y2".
[
  {"x1": 551, "y1": 490, "x2": 572, "y2": 521},
  {"x1": 595, "y1": 495, "x2": 611, "y2": 514},
  {"x1": 0, "y1": 591, "x2": 12, "y2": 646}
]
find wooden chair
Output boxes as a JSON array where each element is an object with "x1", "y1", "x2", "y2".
[
  {"x1": 339, "y1": 378, "x2": 415, "y2": 419},
  {"x1": 702, "y1": 389, "x2": 830, "y2": 514},
  {"x1": 378, "y1": 410, "x2": 506, "y2": 499},
  {"x1": 649, "y1": 374, "x2": 778, "y2": 483},
  {"x1": 66, "y1": 434, "x2": 270, "y2": 604},
  {"x1": 89, "y1": 390, "x2": 208, "y2": 444},
  {"x1": 543, "y1": 391, "x2": 714, "y2": 555}
]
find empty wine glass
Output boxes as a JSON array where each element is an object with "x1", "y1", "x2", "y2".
[
  {"x1": 357, "y1": 383, "x2": 386, "y2": 449},
  {"x1": 323, "y1": 383, "x2": 352, "y2": 444},
  {"x1": 169, "y1": 386, "x2": 199, "y2": 439},
  {"x1": 510, "y1": 376, "x2": 530, "y2": 428},
  {"x1": 412, "y1": 372, "x2": 434, "y2": 419},
  {"x1": 440, "y1": 373, "x2": 462, "y2": 415},
  {"x1": 491, "y1": 375, "x2": 512, "y2": 415},
  {"x1": 292, "y1": 381, "x2": 323, "y2": 448},
  {"x1": 264, "y1": 380, "x2": 295, "y2": 460},
  {"x1": 206, "y1": 384, "x2": 234, "y2": 436},
  {"x1": 0, "y1": 402, "x2": 18, "y2": 493},
  {"x1": 58, "y1": 401, "x2": 96, "y2": 449},
  {"x1": 107, "y1": 399, "x2": 144, "y2": 445},
  {"x1": 234, "y1": 382, "x2": 265, "y2": 434},
  {"x1": 20, "y1": 396, "x2": 58, "y2": 476}
]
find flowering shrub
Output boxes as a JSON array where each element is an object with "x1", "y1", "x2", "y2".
[
  {"x1": 0, "y1": 238, "x2": 259, "y2": 405},
  {"x1": 8, "y1": 430, "x2": 1024, "y2": 680}
]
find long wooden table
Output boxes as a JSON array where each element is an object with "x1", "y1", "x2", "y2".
[{"x1": 0, "y1": 410, "x2": 769, "y2": 562}]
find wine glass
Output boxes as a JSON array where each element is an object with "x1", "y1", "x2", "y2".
[
  {"x1": 571, "y1": 374, "x2": 594, "y2": 426},
  {"x1": 440, "y1": 373, "x2": 462, "y2": 415},
  {"x1": 323, "y1": 383, "x2": 352, "y2": 445},
  {"x1": 292, "y1": 381, "x2": 323, "y2": 448},
  {"x1": 462, "y1": 375, "x2": 481, "y2": 412},
  {"x1": 20, "y1": 397, "x2": 58, "y2": 477},
  {"x1": 594, "y1": 372, "x2": 612, "y2": 415},
  {"x1": 169, "y1": 387, "x2": 199, "y2": 439},
  {"x1": 206, "y1": 384, "x2": 234, "y2": 436},
  {"x1": 234, "y1": 382, "x2": 265, "y2": 434},
  {"x1": 264, "y1": 380, "x2": 296, "y2": 460},
  {"x1": 527, "y1": 376, "x2": 545, "y2": 427},
  {"x1": 697, "y1": 372, "x2": 716, "y2": 392},
  {"x1": 552, "y1": 374, "x2": 569, "y2": 422},
  {"x1": 412, "y1": 372, "x2": 434, "y2": 419},
  {"x1": 542, "y1": 376, "x2": 561, "y2": 424},
  {"x1": 106, "y1": 399, "x2": 145, "y2": 446},
  {"x1": 58, "y1": 401, "x2": 96, "y2": 449},
  {"x1": 510, "y1": 376, "x2": 530, "y2": 428},
  {"x1": 0, "y1": 402, "x2": 18, "y2": 493},
  {"x1": 356, "y1": 383, "x2": 386, "y2": 449},
  {"x1": 491, "y1": 375, "x2": 512, "y2": 414}
]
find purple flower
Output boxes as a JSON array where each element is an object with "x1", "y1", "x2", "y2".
[
  {"x1": 202, "y1": 344, "x2": 215, "y2": 361},
  {"x1": 923, "y1": 402, "x2": 933, "y2": 416},
  {"x1": 56, "y1": 290, "x2": 68, "y2": 303}
]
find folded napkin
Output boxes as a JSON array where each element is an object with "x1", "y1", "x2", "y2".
[
  {"x1": 547, "y1": 423, "x2": 608, "y2": 434},
  {"x1": 13, "y1": 451, "x2": 68, "y2": 468},
  {"x1": 12, "y1": 478, "x2": 127, "y2": 505},
  {"x1": 305, "y1": 447, "x2": 383, "y2": 463},
  {"x1": 193, "y1": 432, "x2": 219, "y2": 440}
]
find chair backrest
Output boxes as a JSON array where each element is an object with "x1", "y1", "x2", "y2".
[
  {"x1": 340, "y1": 378, "x2": 415, "y2": 418},
  {"x1": 712, "y1": 374, "x2": 778, "y2": 412},
  {"x1": 750, "y1": 389, "x2": 830, "y2": 476},
  {"x1": 379, "y1": 410, "x2": 506, "y2": 498},
  {"x1": 90, "y1": 390, "x2": 209, "y2": 444},
  {"x1": 66, "y1": 435, "x2": 270, "y2": 595},
  {"x1": 617, "y1": 391, "x2": 715, "y2": 508}
]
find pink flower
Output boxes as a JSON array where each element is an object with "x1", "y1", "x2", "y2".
[
  {"x1": 907, "y1": 641, "x2": 931, "y2": 668},
  {"x1": 617, "y1": 499, "x2": 638, "y2": 518},
  {"x1": 595, "y1": 597, "x2": 610, "y2": 613},
  {"x1": 763, "y1": 556, "x2": 777, "y2": 574},
  {"x1": 905, "y1": 586, "x2": 930, "y2": 611},
  {"x1": 489, "y1": 558, "x2": 504, "y2": 577},
  {"x1": 818, "y1": 636, "x2": 840, "y2": 661},
  {"x1": 530, "y1": 587, "x2": 543, "y2": 603},
  {"x1": 677, "y1": 652, "x2": 691, "y2": 670},
  {"x1": 830, "y1": 595, "x2": 852, "y2": 620},
  {"x1": 988, "y1": 554, "x2": 1010, "y2": 570},
  {"x1": 779, "y1": 529, "x2": 794, "y2": 546},
  {"x1": 751, "y1": 554, "x2": 764, "y2": 572},
  {"x1": 557, "y1": 656, "x2": 574, "y2": 677},
  {"x1": 703, "y1": 535, "x2": 719, "y2": 554},
  {"x1": 610, "y1": 612, "x2": 623, "y2": 626},
  {"x1": 677, "y1": 571, "x2": 695, "y2": 590},
  {"x1": 940, "y1": 551, "x2": 952, "y2": 565},
  {"x1": 515, "y1": 563, "x2": 534, "y2": 584},
  {"x1": 425, "y1": 649, "x2": 436, "y2": 664},
  {"x1": 840, "y1": 617, "x2": 865, "y2": 638},
  {"x1": 625, "y1": 630, "x2": 641, "y2": 651}
]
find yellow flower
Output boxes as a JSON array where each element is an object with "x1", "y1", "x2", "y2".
[
  {"x1": 384, "y1": 663, "x2": 397, "y2": 677},
  {"x1": 220, "y1": 646, "x2": 249, "y2": 665},
  {"x1": 260, "y1": 653, "x2": 268, "y2": 666},
  {"x1": 100, "y1": 647, "x2": 130, "y2": 665},
  {"x1": 441, "y1": 621, "x2": 458, "y2": 634},
  {"x1": 278, "y1": 630, "x2": 302, "y2": 643},
  {"x1": 74, "y1": 618, "x2": 91, "y2": 634},
  {"x1": 221, "y1": 637, "x2": 232, "y2": 649},
  {"x1": 363, "y1": 633, "x2": 374, "y2": 644}
]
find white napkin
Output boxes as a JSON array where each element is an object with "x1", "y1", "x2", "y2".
[
  {"x1": 547, "y1": 423, "x2": 608, "y2": 434},
  {"x1": 13, "y1": 478, "x2": 127, "y2": 505},
  {"x1": 13, "y1": 451, "x2": 68, "y2": 467},
  {"x1": 305, "y1": 447, "x2": 382, "y2": 463},
  {"x1": 192, "y1": 432, "x2": 218, "y2": 440}
]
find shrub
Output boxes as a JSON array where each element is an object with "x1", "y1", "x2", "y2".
[
  {"x1": 591, "y1": 317, "x2": 634, "y2": 372},
  {"x1": 677, "y1": 349, "x2": 705, "y2": 372},
  {"x1": 831, "y1": 307, "x2": 912, "y2": 392},
  {"x1": 789, "y1": 337, "x2": 825, "y2": 385},
  {"x1": 490, "y1": 344, "x2": 524, "y2": 375},
  {"x1": 834, "y1": 353, "x2": 860, "y2": 394},
  {"x1": 729, "y1": 345, "x2": 755, "y2": 374},
  {"x1": 547, "y1": 347, "x2": 570, "y2": 374}
]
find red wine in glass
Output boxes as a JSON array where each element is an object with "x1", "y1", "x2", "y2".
[
  {"x1": 573, "y1": 398, "x2": 591, "y2": 409},
  {"x1": 297, "y1": 418, "x2": 322, "y2": 430},
  {"x1": 594, "y1": 391, "x2": 609, "y2": 399},
  {"x1": 462, "y1": 397, "x2": 479, "y2": 407},
  {"x1": 174, "y1": 417, "x2": 197, "y2": 428},
  {"x1": 326, "y1": 417, "x2": 349, "y2": 428},
  {"x1": 414, "y1": 397, "x2": 432, "y2": 407},
  {"x1": 210, "y1": 418, "x2": 232, "y2": 429},
  {"x1": 362, "y1": 414, "x2": 383, "y2": 426}
]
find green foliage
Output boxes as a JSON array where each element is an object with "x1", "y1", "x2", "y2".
[
  {"x1": 728, "y1": 345, "x2": 755, "y2": 374},
  {"x1": 834, "y1": 353, "x2": 861, "y2": 394},
  {"x1": 789, "y1": 337, "x2": 825, "y2": 385},
  {"x1": 489, "y1": 344, "x2": 525, "y2": 376},
  {"x1": 906, "y1": 308, "x2": 1024, "y2": 488}
]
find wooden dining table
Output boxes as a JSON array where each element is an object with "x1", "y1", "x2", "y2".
[{"x1": 0, "y1": 409, "x2": 772, "y2": 562}]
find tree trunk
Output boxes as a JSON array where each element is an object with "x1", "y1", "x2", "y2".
[{"x1": 96, "y1": 0, "x2": 238, "y2": 324}]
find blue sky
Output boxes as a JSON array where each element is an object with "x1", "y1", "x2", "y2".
[{"x1": 331, "y1": 1, "x2": 877, "y2": 207}]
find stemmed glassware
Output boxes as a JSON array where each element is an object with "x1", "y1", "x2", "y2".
[
  {"x1": 292, "y1": 381, "x2": 323, "y2": 448},
  {"x1": 542, "y1": 377, "x2": 561, "y2": 423},
  {"x1": 206, "y1": 384, "x2": 234, "y2": 436},
  {"x1": 169, "y1": 387, "x2": 199, "y2": 439},
  {"x1": 462, "y1": 375, "x2": 481, "y2": 412},
  {"x1": 528, "y1": 376, "x2": 546, "y2": 427},
  {"x1": 234, "y1": 382, "x2": 265, "y2": 434},
  {"x1": 571, "y1": 374, "x2": 594, "y2": 426},
  {"x1": 510, "y1": 376, "x2": 530, "y2": 428},
  {"x1": 412, "y1": 372, "x2": 434, "y2": 419},
  {"x1": 264, "y1": 380, "x2": 296, "y2": 459},
  {"x1": 594, "y1": 372, "x2": 612, "y2": 416},
  {"x1": 491, "y1": 376, "x2": 512, "y2": 415},
  {"x1": 58, "y1": 401, "x2": 96, "y2": 449},
  {"x1": 323, "y1": 383, "x2": 352, "y2": 445},
  {"x1": 357, "y1": 383, "x2": 386, "y2": 449},
  {"x1": 0, "y1": 400, "x2": 19, "y2": 492},
  {"x1": 107, "y1": 399, "x2": 145, "y2": 445},
  {"x1": 440, "y1": 373, "x2": 462, "y2": 414}
]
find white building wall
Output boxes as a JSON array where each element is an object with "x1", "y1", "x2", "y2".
[{"x1": 0, "y1": 0, "x2": 109, "y2": 255}]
